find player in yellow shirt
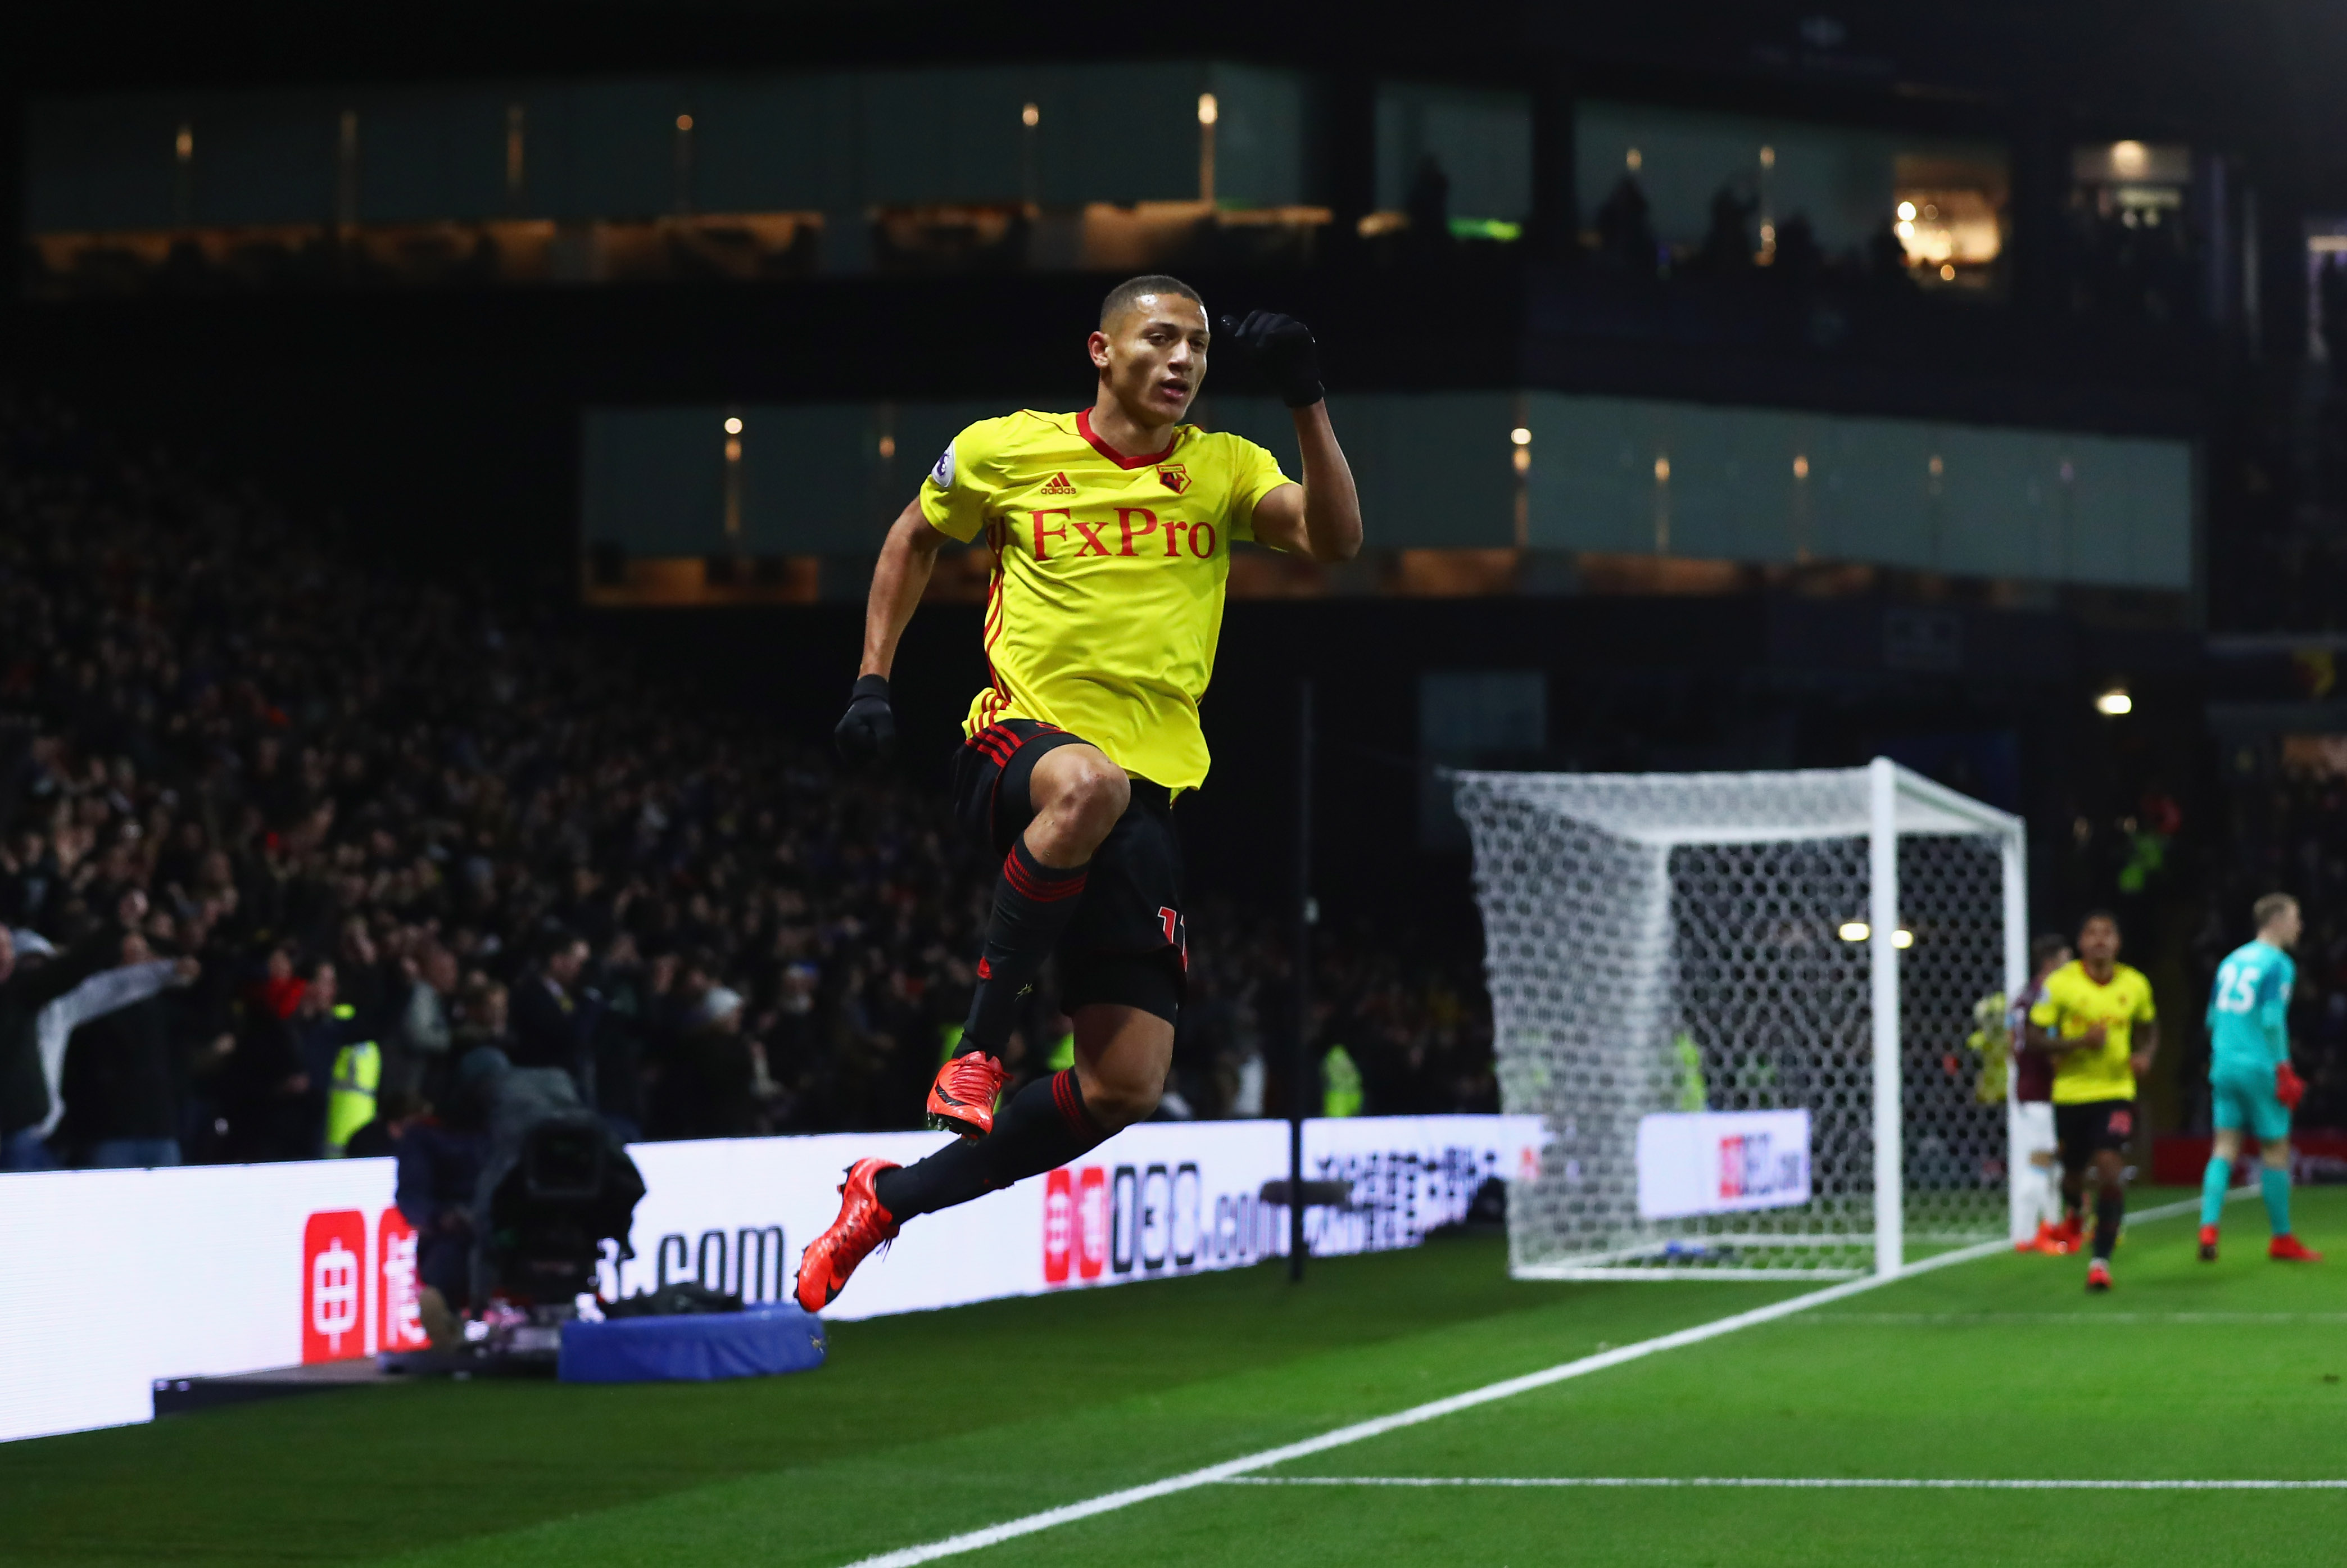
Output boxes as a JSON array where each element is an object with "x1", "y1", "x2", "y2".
[
  {"x1": 796, "y1": 275, "x2": 1362, "y2": 1309},
  {"x1": 2026, "y1": 909, "x2": 2159, "y2": 1291}
]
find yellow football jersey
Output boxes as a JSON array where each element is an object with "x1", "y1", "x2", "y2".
[
  {"x1": 919, "y1": 408, "x2": 1294, "y2": 792},
  {"x1": 2029, "y1": 959, "x2": 2158, "y2": 1104}
]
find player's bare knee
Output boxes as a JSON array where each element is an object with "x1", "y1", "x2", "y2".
[
  {"x1": 1078, "y1": 1064, "x2": 1159, "y2": 1130},
  {"x1": 1048, "y1": 758, "x2": 1129, "y2": 846},
  {"x1": 2262, "y1": 1141, "x2": 2291, "y2": 1171},
  {"x1": 2212, "y1": 1128, "x2": 2244, "y2": 1162}
]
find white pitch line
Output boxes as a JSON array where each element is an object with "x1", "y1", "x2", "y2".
[
  {"x1": 1798, "y1": 1312, "x2": 2347, "y2": 1325},
  {"x1": 1220, "y1": 1475, "x2": 2347, "y2": 1492},
  {"x1": 834, "y1": 1192, "x2": 2218, "y2": 1568}
]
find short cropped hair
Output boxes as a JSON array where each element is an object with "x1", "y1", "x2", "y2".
[
  {"x1": 2078, "y1": 908, "x2": 2121, "y2": 938},
  {"x1": 2253, "y1": 892, "x2": 2299, "y2": 930},
  {"x1": 2030, "y1": 933, "x2": 2072, "y2": 972},
  {"x1": 1100, "y1": 273, "x2": 1204, "y2": 328}
]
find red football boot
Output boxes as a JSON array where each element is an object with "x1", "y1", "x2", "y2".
[
  {"x1": 2024, "y1": 1220, "x2": 2068, "y2": 1254},
  {"x1": 926, "y1": 1051, "x2": 1008, "y2": 1139},
  {"x1": 795, "y1": 1158, "x2": 901, "y2": 1312},
  {"x1": 2270, "y1": 1234, "x2": 2325, "y2": 1262},
  {"x1": 2085, "y1": 1258, "x2": 2114, "y2": 1293},
  {"x1": 2198, "y1": 1224, "x2": 2219, "y2": 1262}
]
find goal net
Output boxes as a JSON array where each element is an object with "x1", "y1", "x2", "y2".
[{"x1": 1455, "y1": 760, "x2": 2024, "y2": 1280}]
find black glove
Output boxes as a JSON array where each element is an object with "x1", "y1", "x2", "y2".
[
  {"x1": 834, "y1": 673, "x2": 896, "y2": 766},
  {"x1": 1218, "y1": 310, "x2": 1325, "y2": 408}
]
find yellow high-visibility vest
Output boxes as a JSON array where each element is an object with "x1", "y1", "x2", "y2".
[
  {"x1": 1321, "y1": 1045, "x2": 1363, "y2": 1118},
  {"x1": 324, "y1": 1041, "x2": 381, "y2": 1157}
]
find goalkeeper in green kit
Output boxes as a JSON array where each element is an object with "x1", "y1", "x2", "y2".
[{"x1": 2198, "y1": 892, "x2": 2322, "y2": 1262}]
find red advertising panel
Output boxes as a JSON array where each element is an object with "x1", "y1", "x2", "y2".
[
  {"x1": 376, "y1": 1208, "x2": 428, "y2": 1353},
  {"x1": 1077, "y1": 1166, "x2": 1108, "y2": 1280},
  {"x1": 1043, "y1": 1169, "x2": 1074, "y2": 1285},
  {"x1": 301, "y1": 1210, "x2": 368, "y2": 1363}
]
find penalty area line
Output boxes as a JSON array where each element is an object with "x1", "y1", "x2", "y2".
[
  {"x1": 835, "y1": 1193, "x2": 2219, "y2": 1567},
  {"x1": 1221, "y1": 1475, "x2": 2347, "y2": 1492}
]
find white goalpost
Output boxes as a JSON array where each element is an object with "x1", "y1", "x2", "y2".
[{"x1": 1455, "y1": 759, "x2": 2026, "y2": 1280}]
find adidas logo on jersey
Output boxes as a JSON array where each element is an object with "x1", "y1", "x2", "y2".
[{"x1": 1041, "y1": 470, "x2": 1076, "y2": 495}]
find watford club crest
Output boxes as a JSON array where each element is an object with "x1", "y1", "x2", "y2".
[{"x1": 1157, "y1": 464, "x2": 1191, "y2": 495}]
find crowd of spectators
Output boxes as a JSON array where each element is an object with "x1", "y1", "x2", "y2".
[
  {"x1": 0, "y1": 387, "x2": 1494, "y2": 1172},
  {"x1": 1584, "y1": 174, "x2": 1922, "y2": 294}
]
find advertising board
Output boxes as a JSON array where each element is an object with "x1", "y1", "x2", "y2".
[
  {"x1": 0, "y1": 1114, "x2": 1543, "y2": 1444},
  {"x1": 1634, "y1": 1109, "x2": 1813, "y2": 1220}
]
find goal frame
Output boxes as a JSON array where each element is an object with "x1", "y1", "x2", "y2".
[{"x1": 1457, "y1": 757, "x2": 2027, "y2": 1280}]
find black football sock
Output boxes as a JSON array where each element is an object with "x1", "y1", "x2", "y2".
[
  {"x1": 958, "y1": 838, "x2": 1088, "y2": 1055},
  {"x1": 2093, "y1": 1190, "x2": 2124, "y2": 1261},
  {"x1": 875, "y1": 1069, "x2": 1109, "y2": 1220}
]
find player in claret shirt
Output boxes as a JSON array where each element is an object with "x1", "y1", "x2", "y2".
[
  {"x1": 795, "y1": 275, "x2": 1362, "y2": 1310},
  {"x1": 2198, "y1": 892, "x2": 2322, "y2": 1263}
]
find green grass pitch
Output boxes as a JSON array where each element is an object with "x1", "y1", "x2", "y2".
[{"x1": 4, "y1": 1187, "x2": 2343, "y2": 1567}]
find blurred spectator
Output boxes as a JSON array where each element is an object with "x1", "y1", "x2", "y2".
[
  {"x1": 1403, "y1": 155, "x2": 1454, "y2": 265},
  {"x1": 0, "y1": 891, "x2": 145, "y2": 1170},
  {"x1": 511, "y1": 928, "x2": 591, "y2": 1078},
  {"x1": 57, "y1": 931, "x2": 202, "y2": 1168},
  {"x1": 387, "y1": 944, "x2": 457, "y2": 1103},
  {"x1": 343, "y1": 1086, "x2": 428, "y2": 1160},
  {"x1": 1866, "y1": 220, "x2": 1916, "y2": 291},
  {"x1": 452, "y1": 973, "x2": 515, "y2": 1064},
  {"x1": 289, "y1": 958, "x2": 369, "y2": 1159},
  {"x1": 654, "y1": 985, "x2": 770, "y2": 1138},
  {"x1": 1594, "y1": 175, "x2": 1659, "y2": 279},
  {"x1": 1692, "y1": 184, "x2": 1756, "y2": 275},
  {"x1": 1770, "y1": 214, "x2": 1826, "y2": 288}
]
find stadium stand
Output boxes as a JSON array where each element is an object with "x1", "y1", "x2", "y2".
[{"x1": 0, "y1": 386, "x2": 1493, "y2": 1171}]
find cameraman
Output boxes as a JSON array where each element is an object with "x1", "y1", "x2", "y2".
[{"x1": 393, "y1": 1048, "x2": 497, "y2": 1347}]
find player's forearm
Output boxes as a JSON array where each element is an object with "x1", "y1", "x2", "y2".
[
  {"x1": 1289, "y1": 402, "x2": 1362, "y2": 563},
  {"x1": 859, "y1": 504, "x2": 943, "y2": 678}
]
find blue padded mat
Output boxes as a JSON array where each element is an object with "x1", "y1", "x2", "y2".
[{"x1": 559, "y1": 1303, "x2": 827, "y2": 1383}]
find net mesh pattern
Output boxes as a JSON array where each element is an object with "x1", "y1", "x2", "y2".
[{"x1": 1456, "y1": 769, "x2": 2013, "y2": 1277}]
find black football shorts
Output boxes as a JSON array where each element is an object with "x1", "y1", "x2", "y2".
[
  {"x1": 949, "y1": 718, "x2": 1185, "y2": 1024},
  {"x1": 2054, "y1": 1099, "x2": 2136, "y2": 1162}
]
